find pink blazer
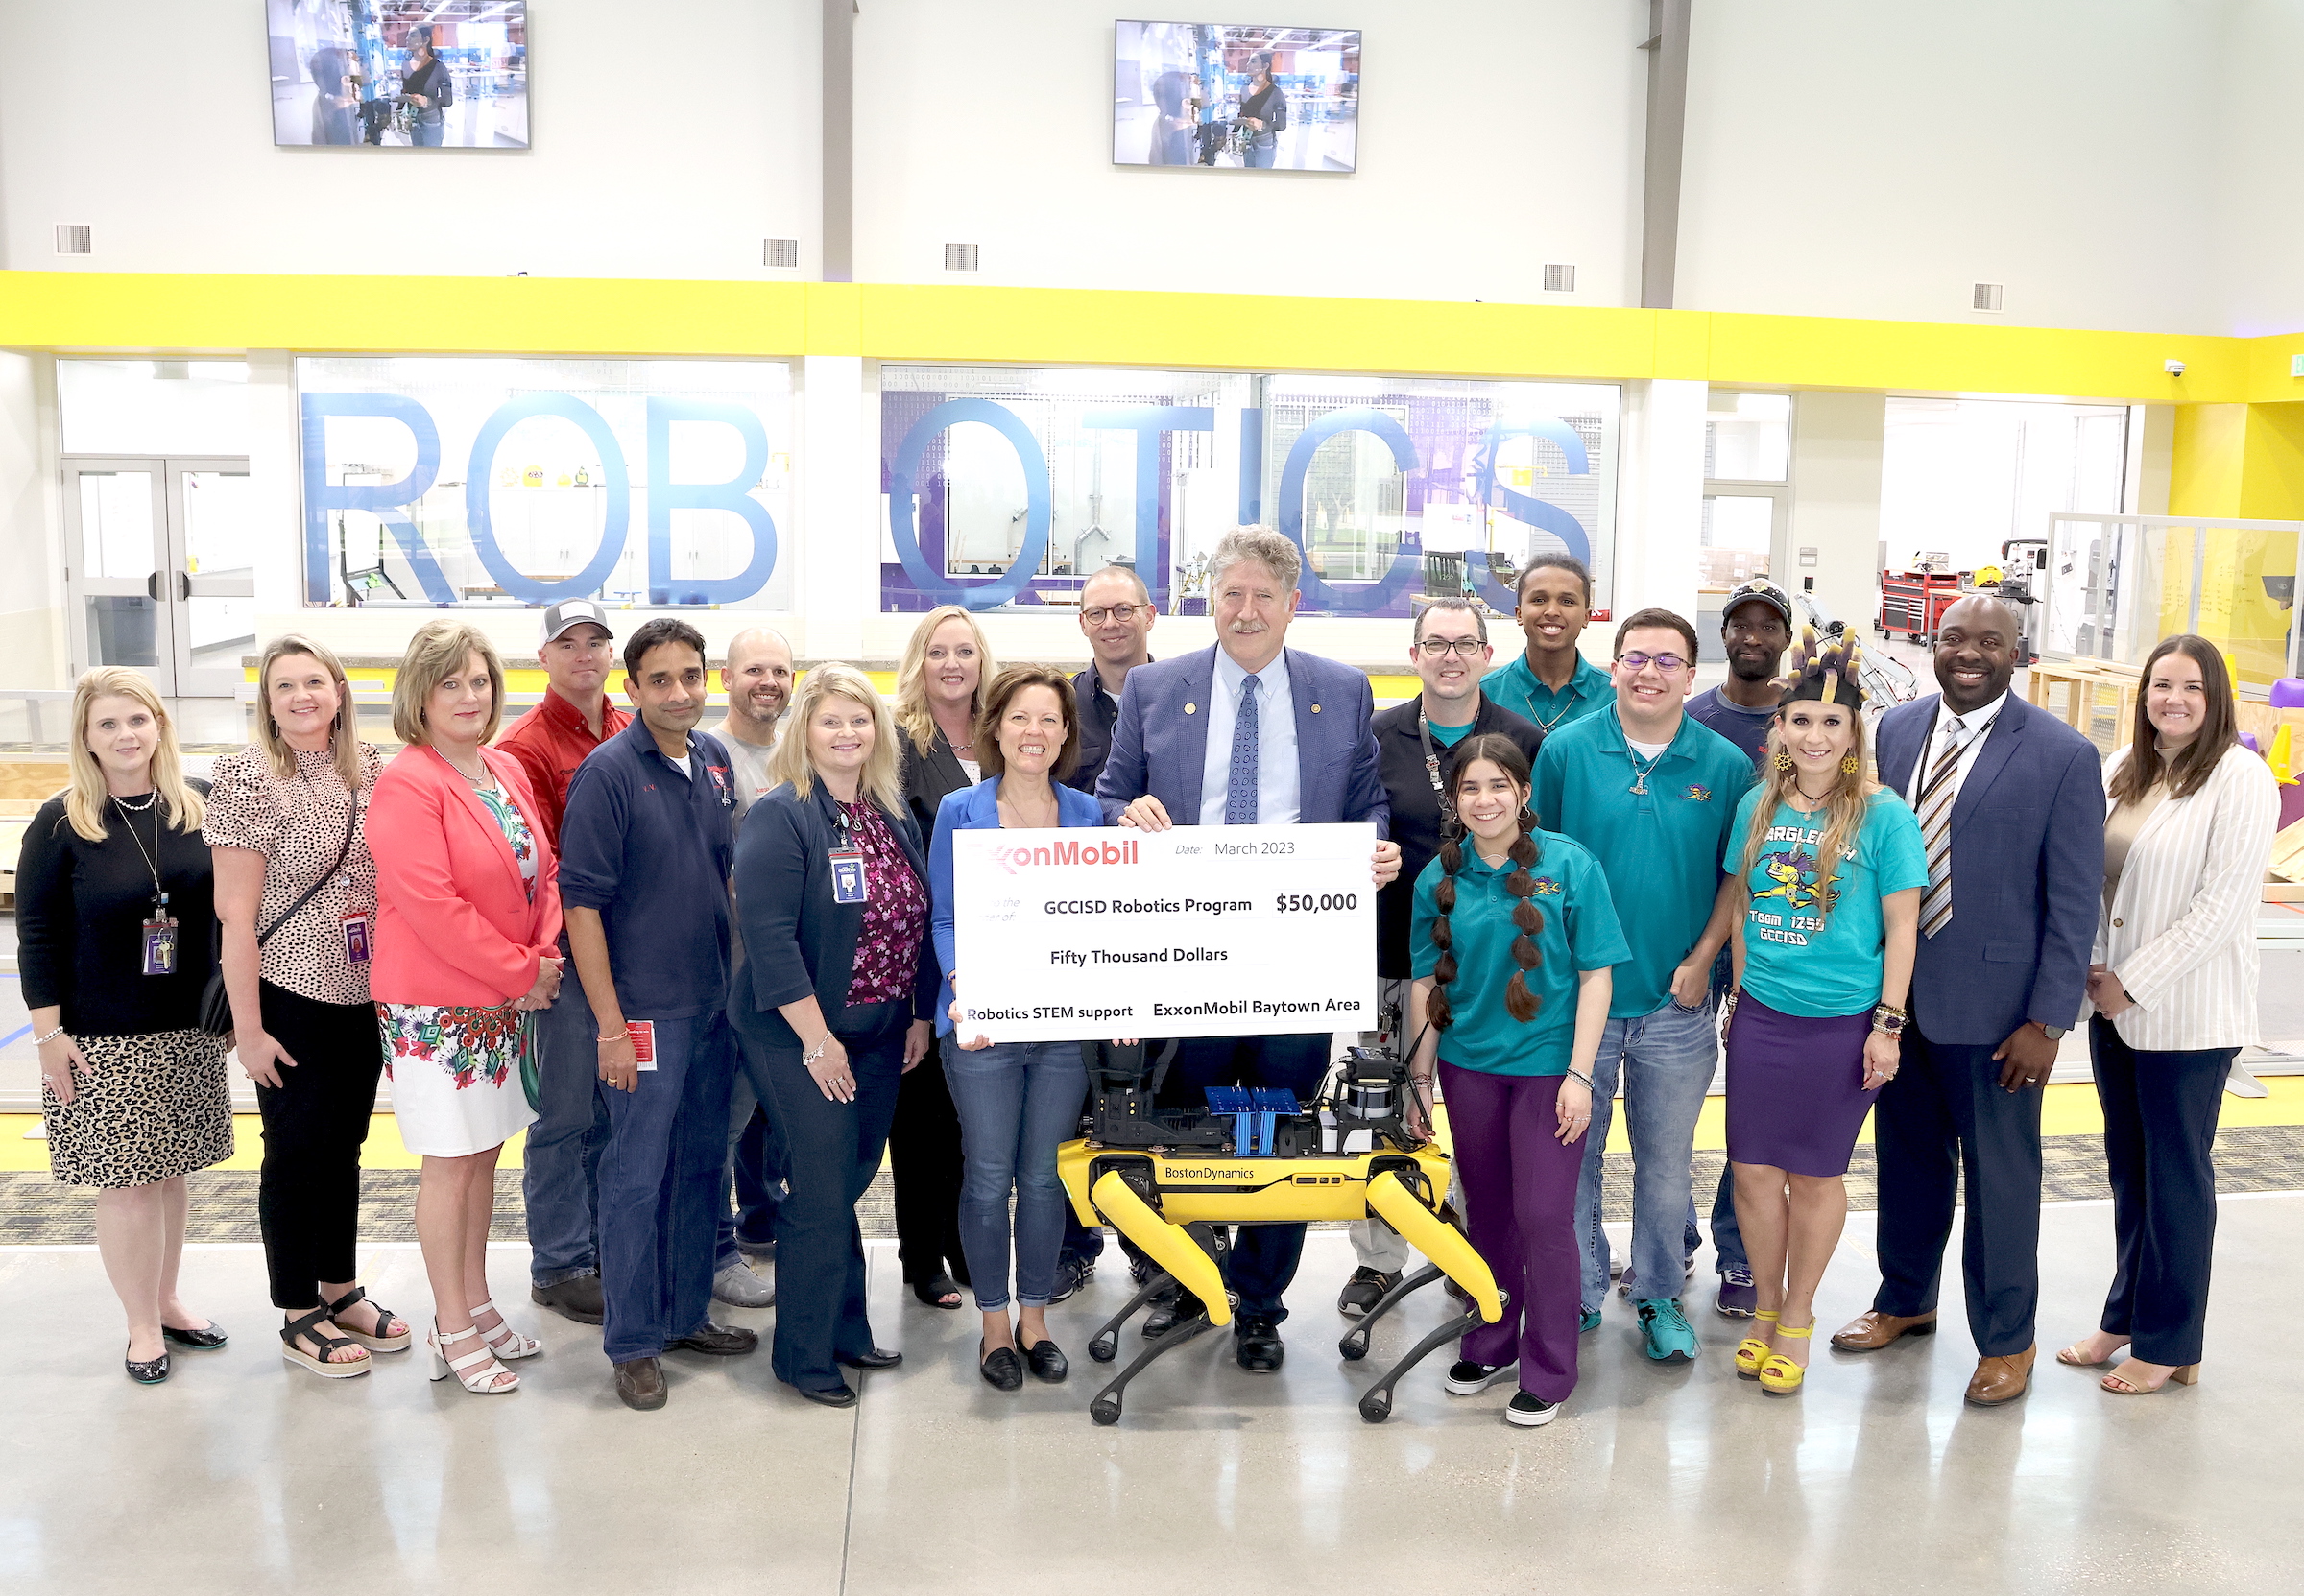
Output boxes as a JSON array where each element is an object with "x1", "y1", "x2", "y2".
[{"x1": 369, "y1": 744, "x2": 564, "y2": 1009}]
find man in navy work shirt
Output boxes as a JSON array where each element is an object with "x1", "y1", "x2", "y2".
[{"x1": 559, "y1": 617, "x2": 756, "y2": 1412}]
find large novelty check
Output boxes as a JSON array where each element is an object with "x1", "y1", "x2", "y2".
[{"x1": 948, "y1": 822, "x2": 1377, "y2": 1043}]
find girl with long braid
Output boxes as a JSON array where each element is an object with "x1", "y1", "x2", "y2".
[
  {"x1": 1721, "y1": 631, "x2": 1926, "y2": 1395},
  {"x1": 1407, "y1": 735, "x2": 1628, "y2": 1427}
]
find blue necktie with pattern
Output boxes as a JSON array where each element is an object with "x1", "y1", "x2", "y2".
[{"x1": 1226, "y1": 674, "x2": 1260, "y2": 825}]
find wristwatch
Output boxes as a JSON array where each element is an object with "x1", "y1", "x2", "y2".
[{"x1": 2039, "y1": 1024, "x2": 2068, "y2": 1041}]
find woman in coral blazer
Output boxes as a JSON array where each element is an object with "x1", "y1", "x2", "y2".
[{"x1": 370, "y1": 623, "x2": 564, "y2": 1394}]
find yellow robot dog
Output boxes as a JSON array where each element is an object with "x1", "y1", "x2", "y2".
[{"x1": 1058, "y1": 1044, "x2": 1504, "y2": 1426}]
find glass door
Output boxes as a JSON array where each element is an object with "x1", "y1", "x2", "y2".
[{"x1": 62, "y1": 456, "x2": 254, "y2": 698}]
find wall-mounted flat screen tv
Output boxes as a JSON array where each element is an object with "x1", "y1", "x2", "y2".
[
  {"x1": 1115, "y1": 21, "x2": 1359, "y2": 172},
  {"x1": 268, "y1": 1, "x2": 529, "y2": 148}
]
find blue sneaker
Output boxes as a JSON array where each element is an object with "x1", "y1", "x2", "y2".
[
  {"x1": 1637, "y1": 1298, "x2": 1698, "y2": 1362},
  {"x1": 1579, "y1": 1309, "x2": 1603, "y2": 1334}
]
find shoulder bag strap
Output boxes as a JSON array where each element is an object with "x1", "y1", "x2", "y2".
[{"x1": 254, "y1": 790, "x2": 361, "y2": 948}]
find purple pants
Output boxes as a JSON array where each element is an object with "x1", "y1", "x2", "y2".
[{"x1": 1441, "y1": 1061, "x2": 1584, "y2": 1401}]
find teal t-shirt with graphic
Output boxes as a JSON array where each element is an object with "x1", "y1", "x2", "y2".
[
  {"x1": 1410, "y1": 830, "x2": 1631, "y2": 1075},
  {"x1": 1729, "y1": 788, "x2": 1929, "y2": 1019}
]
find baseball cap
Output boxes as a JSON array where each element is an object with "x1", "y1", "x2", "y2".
[
  {"x1": 539, "y1": 598, "x2": 615, "y2": 649},
  {"x1": 1720, "y1": 578, "x2": 1794, "y2": 630}
]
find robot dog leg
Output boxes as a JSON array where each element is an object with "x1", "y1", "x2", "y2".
[
  {"x1": 1339, "y1": 1169, "x2": 1507, "y2": 1424},
  {"x1": 1083, "y1": 1171, "x2": 1232, "y2": 1426}
]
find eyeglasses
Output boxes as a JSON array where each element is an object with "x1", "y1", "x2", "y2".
[
  {"x1": 1081, "y1": 604, "x2": 1147, "y2": 625},
  {"x1": 1415, "y1": 637, "x2": 1488, "y2": 657},
  {"x1": 1615, "y1": 651, "x2": 1690, "y2": 675}
]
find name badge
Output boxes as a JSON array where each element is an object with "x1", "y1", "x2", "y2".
[
  {"x1": 141, "y1": 917, "x2": 179, "y2": 977},
  {"x1": 830, "y1": 848, "x2": 869, "y2": 905},
  {"x1": 340, "y1": 912, "x2": 372, "y2": 965},
  {"x1": 627, "y1": 1019, "x2": 658, "y2": 1072}
]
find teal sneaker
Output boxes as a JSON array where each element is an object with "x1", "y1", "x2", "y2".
[
  {"x1": 1579, "y1": 1309, "x2": 1603, "y2": 1334},
  {"x1": 1637, "y1": 1298, "x2": 1698, "y2": 1363}
]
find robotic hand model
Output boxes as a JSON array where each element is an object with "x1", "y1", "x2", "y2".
[{"x1": 1057, "y1": 1042, "x2": 1505, "y2": 1426}]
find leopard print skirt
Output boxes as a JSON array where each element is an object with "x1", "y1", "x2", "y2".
[{"x1": 41, "y1": 1029, "x2": 234, "y2": 1188}]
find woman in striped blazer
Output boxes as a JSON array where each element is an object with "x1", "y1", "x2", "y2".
[{"x1": 2058, "y1": 633, "x2": 2277, "y2": 1395}]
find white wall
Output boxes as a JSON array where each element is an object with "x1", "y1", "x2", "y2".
[
  {"x1": 0, "y1": 0, "x2": 820, "y2": 280},
  {"x1": 2215, "y1": 1, "x2": 2304, "y2": 336},
  {"x1": 1678, "y1": 0, "x2": 2230, "y2": 335},
  {"x1": 1788, "y1": 390, "x2": 1885, "y2": 641},
  {"x1": 851, "y1": 2, "x2": 1646, "y2": 303},
  {"x1": 0, "y1": 352, "x2": 66, "y2": 687}
]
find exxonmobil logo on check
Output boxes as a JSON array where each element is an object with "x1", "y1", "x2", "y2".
[{"x1": 990, "y1": 837, "x2": 1142, "y2": 874}]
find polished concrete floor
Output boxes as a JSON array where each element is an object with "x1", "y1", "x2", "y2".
[{"x1": 2, "y1": 1203, "x2": 2296, "y2": 1596}]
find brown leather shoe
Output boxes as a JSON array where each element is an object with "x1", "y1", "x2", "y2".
[
  {"x1": 1965, "y1": 1346, "x2": 2036, "y2": 1407},
  {"x1": 1830, "y1": 1310, "x2": 1937, "y2": 1352},
  {"x1": 614, "y1": 1356, "x2": 667, "y2": 1411}
]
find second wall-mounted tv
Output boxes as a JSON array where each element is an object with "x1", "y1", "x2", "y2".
[{"x1": 1115, "y1": 21, "x2": 1359, "y2": 172}]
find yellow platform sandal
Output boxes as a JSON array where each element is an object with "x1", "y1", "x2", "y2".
[
  {"x1": 1758, "y1": 1322, "x2": 1813, "y2": 1395},
  {"x1": 1735, "y1": 1310, "x2": 1779, "y2": 1380}
]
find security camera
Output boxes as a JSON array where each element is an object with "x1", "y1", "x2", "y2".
[{"x1": 2165, "y1": 359, "x2": 2187, "y2": 376}]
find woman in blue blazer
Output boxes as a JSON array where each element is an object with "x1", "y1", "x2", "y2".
[
  {"x1": 734, "y1": 665, "x2": 938, "y2": 1409},
  {"x1": 928, "y1": 665, "x2": 1104, "y2": 1392}
]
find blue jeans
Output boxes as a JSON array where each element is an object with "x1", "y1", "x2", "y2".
[
  {"x1": 1244, "y1": 133, "x2": 1277, "y2": 168},
  {"x1": 523, "y1": 965, "x2": 610, "y2": 1287},
  {"x1": 596, "y1": 1012, "x2": 737, "y2": 1364},
  {"x1": 1705, "y1": 949, "x2": 1747, "y2": 1275},
  {"x1": 1576, "y1": 993, "x2": 1718, "y2": 1313},
  {"x1": 748, "y1": 1002, "x2": 907, "y2": 1392},
  {"x1": 714, "y1": 1016, "x2": 789, "y2": 1274},
  {"x1": 411, "y1": 113, "x2": 444, "y2": 147},
  {"x1": 943, "y1": 1037, "x2": 1088, "y2": 1311}
]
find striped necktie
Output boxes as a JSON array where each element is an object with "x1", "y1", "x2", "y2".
[
  {"x1": 1916, "y1": 714, "x2": 1969, "y2": 939},
  {"x1": 1226, "y1": 674, "x2": 1261, "y2": 825}
]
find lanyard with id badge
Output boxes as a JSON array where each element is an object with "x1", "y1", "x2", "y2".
[
  {"x1": 830, "y1": 811, "x2": 870, "y2": 906},
  {"x1": 114, "y1": 794, "x2": 178, "y2": 975}
]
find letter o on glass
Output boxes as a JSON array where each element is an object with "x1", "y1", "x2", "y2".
[
  {"x1": 886, "y1": 399, "x2": 1051, "y2": 612},
  {"x1": 466, "y1": 393, "x2": 631, "y2": 606}
]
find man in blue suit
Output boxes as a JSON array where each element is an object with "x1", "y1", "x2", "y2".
[
  {"x1": 1831, "y1": 597, "x2": 2104, "y2": 1407},
  {"x1": 1096, "y1": 525, "x2": 1399, "y2": 1372}
]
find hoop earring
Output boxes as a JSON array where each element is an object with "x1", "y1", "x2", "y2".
[
  {"x1": 1839, "y1": 753, "x2": 1860, "y2": 775},
  {"x1": 1773, "y1": 750, "x2": 1794, "y2": 772}
]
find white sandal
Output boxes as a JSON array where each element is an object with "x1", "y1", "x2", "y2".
[
  {"x1": 469, "y1": 1299, "x2": 541, "y2": 1361},
  {"x1": 428, "y1": 1321, "x2": 518, "y2": 1394}
]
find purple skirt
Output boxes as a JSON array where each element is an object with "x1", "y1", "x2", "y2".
[{"x1": 1723, "y1": 991, "x2": 1878, "y2": 1177}]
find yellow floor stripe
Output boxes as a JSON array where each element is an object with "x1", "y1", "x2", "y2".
[{"x1": 6, "y1": 1077, "x2": 2299, "y2": 1175}]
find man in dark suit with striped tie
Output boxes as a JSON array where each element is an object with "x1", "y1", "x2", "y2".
[{"x1": 1831, "y1": 597, "x2": 2104, "y2": 1406}]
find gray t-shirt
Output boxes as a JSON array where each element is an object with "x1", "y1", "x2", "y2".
[{"x1": 717, "y1": 724, "x2": 779, "y2": 817}]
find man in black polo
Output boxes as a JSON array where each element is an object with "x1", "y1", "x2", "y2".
[
  {"x1": 1066, "y1": 561, "x2": 1157, "y2": 795},
  {"x1": 559, "y1": 617, "x2": 756, "y2": 1411},
  {"x1": 1339, "y1": 596, "x2": 1545, "y2": 1314}
]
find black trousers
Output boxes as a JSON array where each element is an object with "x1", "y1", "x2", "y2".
[
  {"x1": 1870, "y1": 1023, "x2": 2044, "y2": 1356},
  {"x1": 252, "y1": 980, "x2": 383, "y2": 1310},
  {"x1": 2090, "y1": 1017, "x2": 2231, "y2": 1366},
  {"x1": 888, "y1": 1046, "x2": 970, "y2": 1288}
]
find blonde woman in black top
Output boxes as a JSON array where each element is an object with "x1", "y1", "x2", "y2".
[{"x1": 21, "y1": 669, "x2": 229, "y2": 1383}]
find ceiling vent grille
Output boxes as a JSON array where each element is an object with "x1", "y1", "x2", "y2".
[
  {"x1": 1972, "y1": 281, "x2": 2004, "y2": 312},
  {"x1": 1543, "y1": 263, "x2": 1575, "y2": 293},
  {"x1": 944, "y1": 243, "x2": 980, "y2": 273},
  {"x1": 764, "y1": 238, "x2": 800, "y2": 269},
  {"x1": 55, "y1": 224, "x2": 91, "y2": 255}
]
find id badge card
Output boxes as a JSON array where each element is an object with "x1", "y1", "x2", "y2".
[
  {"x1": 340, "y1": 912, "x2": 372, "y2": 965},
  {"x1": 627, "y1": 1020, "x2": 658, "y2": 1071},
  {"x1": 829, "y1": 848, "x2": 869, "y2": 905},
  {"x1": 141, "y1": 917, "x2": 179, "y2": 977}
]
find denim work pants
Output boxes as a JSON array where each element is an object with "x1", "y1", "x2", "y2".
[
  {"x1": 2090, "y1": 1017, "x2": 2230, "y2": 1366},
  {"x1": 596, "y1": 1012, "x2": 737, "y2": 1364},
  {"x1": 524, "y1": 965, "x2": 611, "y2": 1287},
  {"x1": 1575, "y1": 993, "x2": 1718, "y2": 1313},
  {"x1": 1870, "y1": 1023, "x2": 2044, "y2": 1356},
  {"x1": 713, "y1": 1016, "x2": 790, "y2": 1274},
  {"x1": 943, "y1": 1037, "x2": 1089, "y2": 1311},
  {"x1": 756, "y1": 1003, "x2": 907, "y2": 1392},
  {"x1": 1159, "y1": 1032, "x2": 1332, "y2": 1323}
]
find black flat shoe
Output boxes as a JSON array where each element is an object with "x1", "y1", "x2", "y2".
[
  {"x1": 838, "y1": 1347, "x2": 902, "y2": 1370},
  {"x1": 125, "y1": 1346, "x2": 170, "y2": 1384},
  {"x1": 162, "y1": 1322, "x2": 228, "y2": 1350},
  {"x1": 912, "y1": 1276, "x2": 964, "y2": 1310},
  {"x1": 1024, "y1": 1340, "x2": 1068, "y2": 1383},
  {"x1": 795, "y1": 1381, "x2": 857, "y2": 1408},
  {"x1": 979, "y1": 1341, "x2": 1024, "y2": 1392}
]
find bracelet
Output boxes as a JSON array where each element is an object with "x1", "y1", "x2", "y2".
[
  {"x1": 33, "y1": 1026, "x2": 65, "y2": 1047},
  {"x1": 804, "y1": 1036, "x2": 832, "y2": 1067},
  {"x1": 1871, "y1": 1004, "x2": 1908, "y2": 1035},
  {"x1": 1565, "y1": 1068, "x2": 1595, "y2": 1091},
  {"x1": 597, "y1": 1033, "x2": 629, "y2": 1044}
]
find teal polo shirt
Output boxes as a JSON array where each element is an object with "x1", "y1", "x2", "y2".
[
  {"x1": 1529, "y1": 705, "x2": 1755, "y2": 1018},
  {"x1": 1482, "y1": 652, "x2": 1613, "y2": 734},
  {"x1": 1409, "y1": 831, "x2": 1629, "y2": 1076}
]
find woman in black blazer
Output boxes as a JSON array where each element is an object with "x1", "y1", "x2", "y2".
[
  {"x1": 734, "y1": 666, "x2": 939, "y2": 1408},
  {"x1": 888, "y1": 606, "x2": 996, "y2": 1308}
]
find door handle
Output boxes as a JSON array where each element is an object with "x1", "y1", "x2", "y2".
[
  {"x1": 146, "y1": 572, "x2": 159, "y2": 601},
  {"x1": 177, "y1": 571, "x2": 191, "y2": 601}
]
